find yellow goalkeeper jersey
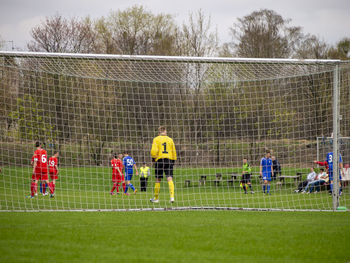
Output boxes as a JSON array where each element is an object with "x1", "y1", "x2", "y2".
[{"x1": 151, "y1": 135, "x2": 177, "y2": 161}]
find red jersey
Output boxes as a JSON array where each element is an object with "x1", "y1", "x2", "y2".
[
  {"x1": 33, "y1": 148, "x2": 48, "y2": 172},
  {"x1": 315, "y1": 161, "x2": 329, "y2": 172},
  {"x1": 111, "y1": 158, "x2": 124, "y2": 182},
  {"x1": 111, "y1": 158, "x2": 123, "y2": 175},
  {"x1": 49, "y1": 157, "x2": 58, "y2": 173}
]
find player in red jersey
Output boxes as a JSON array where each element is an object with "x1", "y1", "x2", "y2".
[
  {"x1": 48, "y1": 151, "x2": 59, "y2": 198},
  {"x1": 29, "y1": 154, "x2": 39, "y2": 197},
  {"x1": 33, "y1": 141, "x2": 48, "y2": 196},
  {"x1": 110, "y1": 153, "x2": 126, "y2": 195},
  {"x1": 28, "y1": 142, "x2": 47, "y2": 198}
]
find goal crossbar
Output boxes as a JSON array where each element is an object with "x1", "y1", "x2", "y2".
[{"x1": 0, "y1": 51, "x2": 342, "y2": 64}]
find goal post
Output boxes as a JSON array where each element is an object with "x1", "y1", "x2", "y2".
[{"x1": 0, "y1": 51, "x2": 350, "y2": 212}]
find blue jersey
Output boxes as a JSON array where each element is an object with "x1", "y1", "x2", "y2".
[
  {"x1": 123, "y1": 156, "x2": 136, "y2": 174},
  {"x1": 326, "y1": 152, "x2": 342, "y2": 172},
  {"x1": 261, "y1": 157, "x2": 272, "y2": 174}
]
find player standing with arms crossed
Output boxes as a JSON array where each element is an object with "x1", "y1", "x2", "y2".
[
  {"x1": 150, "y1": 126, "x2": 177, "y2": 203},
  {"x1": 48, "y1": 151, "x2": 59, "y2": 198},
  {"x1": 260, "y1": 150, "x2": 274, "y2": 195}
]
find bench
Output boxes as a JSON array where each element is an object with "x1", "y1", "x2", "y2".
[
  {"x1": 214, "y1": 173, "x2": 222, "y2": 186},
  {"x1": 199, "y1": 175, "x2": 207, "y2": 186},
  {"x1": 227, "y1": 175, "x2": 236, "y2": 187},
  {"x1": 196, "y1": 173, "x2": 266, "y2": 188},
  {"x1": 199, "y1": 174, "x2": 237, "y2": 187},
  {"x1": 231, "y1": 174, "x2": 239, "y2": 180},
  {"x1": 319, "y1": 182, "x2": 330, "y2": 192}
]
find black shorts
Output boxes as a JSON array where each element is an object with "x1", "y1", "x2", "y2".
[
  {"x1": 241, "y1": 174, "x2": 251, "y2": 184},
  {"x1": 155, "y1": 159, "x2": 174, "y2": 179}
]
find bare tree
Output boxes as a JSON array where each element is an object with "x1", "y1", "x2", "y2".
[
  {"x1": 97, "y1": 5, "x2": 179, "y2": 55},
  {"x1": 180, "y1": 10, "x2": 218, "y2": 57},
  {"x1": 177, "y1": 10, "x2": 219, "y2": 162},
  {"x1": 337, "y1": 38, "x2": 350, "y2": 59},
  {"x1": 27, "y1": 14, "x2": 96, "y2": 53},
  {"x1": 295, "y1": 34, "x2": 329, "y2": 59},
  {"x1": 226, "y1": 9, "x2": 303, "y2": 58},
  {"x1": 93, "y1": 17, "x2": 115, "y2": 54},
  {"x1": 0, "y1": 56, "x2": 18, "y2": 140},
  {"x1": 328, "y1": 37, "x2": 350, "y2": 60}
]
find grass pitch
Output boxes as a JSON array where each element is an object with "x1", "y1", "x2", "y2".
[
  {"x1": 1, "y1": 166, "x2": 350, "y2": 262},
  {"x1": 0, "y1": 211, "x2": 349, "y2": 263},
  {"x1": 1, "y1": 166, "x2": 349, "y2": 211}
]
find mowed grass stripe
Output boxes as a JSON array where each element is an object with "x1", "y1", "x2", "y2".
[{"x1": 0, "y1": 211, "x2": 349, "y2": 263}]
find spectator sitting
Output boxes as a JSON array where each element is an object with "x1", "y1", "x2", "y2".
[
  {"x1": 271, "y1": 156, "x2": 281, "y2": 181},
  {"x1": 343, "y1": 164, "x2": 350, "y2": 187},
  {"x1": 295, "y1": 167, "x2": 317, "y2": 193},
  {"x1": 306, "y1": 168, "x2": 329, "y2": 193}
]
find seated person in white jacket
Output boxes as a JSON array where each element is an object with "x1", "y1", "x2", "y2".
[
  {"x1": 301, "y1": 168, "x2": 318, "y2": 193},
  {"x1": 295, "y1": 168, "x2": 317, "y2": 193},
  {"x1": 304, "y1": 168, "x2": 329, "y2": 193}
]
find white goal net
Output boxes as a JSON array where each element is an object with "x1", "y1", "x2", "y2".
[
  {"x1": 0, "y1": 51, "x2": 350, "y2": 211},
  {"x1": 317, "y1": 137, "x2": 350, "y2": 164}
]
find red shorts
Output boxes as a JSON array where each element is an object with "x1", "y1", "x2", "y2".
[
  {"x1": 32, "y1": 173, "x2": 41, "y2": 181},
  {"x1": 41, "y1": 173, "x2": 48, "y2": 181},
  {"x1": 112, "y1": 174, "x2": 124, "y2": 183},
  {"x1": 49, "y1": 170, "x2": 58, "y2": 180},
  {"x1": 34, "y1": 169, "x2": 48, "y2": 181}
]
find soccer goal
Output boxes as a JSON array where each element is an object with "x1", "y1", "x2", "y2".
[{"x1": 0, "y1": 51, "x2": 350, "y2": 212}]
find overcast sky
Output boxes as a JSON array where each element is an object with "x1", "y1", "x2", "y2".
[{"x1": 0, "y1": 0, "x2": 349, "y2": 51}]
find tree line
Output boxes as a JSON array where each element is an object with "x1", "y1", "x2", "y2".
[
  {"x1": 26, "y1": 6, "x2": 350, "y2": 60},
  {"x1": 1, "y1": 6, "x2": 350, "y2": 167},
  {"x1": 1, "y1": 56, "x2": 349, "y2": 167}
]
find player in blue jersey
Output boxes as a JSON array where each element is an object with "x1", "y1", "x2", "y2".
[
  {"x1": 260, "y1": 150, "x2": 274, "y2": 195},
  {"x1": 122, "y1": 151, "x2": 139, "y2": 195},
  {"x1": 326, "y1": 152, "x2": 345, "y2": 195}
]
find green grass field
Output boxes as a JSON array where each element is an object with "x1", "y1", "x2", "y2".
[
  {"x1": 0, "y1": 211, "x2": 349, "y2": 263},
  {"x1": 0, "y1": 166, "x2": 349, "y2": 211},
  {"x1": 1, "y1": 167, "x2": 350, "y2": 262}
]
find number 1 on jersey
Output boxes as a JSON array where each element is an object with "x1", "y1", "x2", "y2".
[{"x1": 162, "y1": 142, "x2": 168, "y2": 154}]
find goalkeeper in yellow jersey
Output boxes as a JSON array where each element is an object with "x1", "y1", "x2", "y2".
[{"x1": 150, "y1": 126, "x2": 177, "y2": 203}]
